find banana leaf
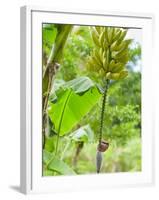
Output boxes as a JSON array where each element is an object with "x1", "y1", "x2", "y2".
[
  {"x1": 69, "y1": 124, "x2": 94, "y2": 143},
  {"x1": 43, "y1": 150, "x2": 76, "y2": 175},
  {"x1": 42, "y1": 24, "x2": 57, "y2": 55},
  {"x1": 48, "y1": 76, "x2": 102, "y2": 136}
]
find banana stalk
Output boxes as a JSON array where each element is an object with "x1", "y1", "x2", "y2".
[
  {"x1": 88, "y1": 26, "x2": 132, "y2": 173},
  {"x1": 96, "y1": 79, "x2": 109, "y2": 173}
]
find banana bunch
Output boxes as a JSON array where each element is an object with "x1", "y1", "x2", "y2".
[{"x1": 87, "y1": 26, "x2": 132, "y2": 80}]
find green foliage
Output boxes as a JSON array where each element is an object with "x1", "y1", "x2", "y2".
[
  {"x1": 104, "y1": 105, "x2": 140, "y2": 145},
  {"x1": 66, "y1": 137, "x2": 141, "y2": 174},
  {"x1": 43, "y1": 150, "x2": 76, "y2": 175},
  {"x1": 42, "y1": 24, "x2": 58, "y2": 58},
  {"x1": 109, "y1": 72, "x2": 141, "y2": 107},
  {"x1": 102, "y1": 137, "x2": 141, "y2": 172},
  {"x1": 70, "y1": 124, "x2": 94, "y2": 143},
  {"x1": 42, "y1": 24, "x2": 73, "y2": 106},
  {"x1": 48, "y1": 76, "x2": 102, "y2": 136},
  {"x1": 44, "y1": 135, "x2": 57, "y2": 152},
  {"x1": 42, "y1": 24, "x2": 142, "y2": 175},
  {"x1": 128, "y1": 42, "x2": 141, "y2": 66},
  {"x1": 79, "y1": 72, "x2": 141, "y2": 144},
  {"x1": 59, "y1": 26, "x2": 93, "y2": 81}
]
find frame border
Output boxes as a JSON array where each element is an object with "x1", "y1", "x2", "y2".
[{"x1": 20, "y1": 6, "x2": 154, "y2": 194}]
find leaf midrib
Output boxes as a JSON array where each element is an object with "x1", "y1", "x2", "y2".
[{"x1": 54, "y1": 89, "x2": 72, "y2": 155}]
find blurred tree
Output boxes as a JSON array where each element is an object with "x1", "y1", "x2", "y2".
[{"x1": 58, "y1": 26, "x2": 94, "y2": 81}]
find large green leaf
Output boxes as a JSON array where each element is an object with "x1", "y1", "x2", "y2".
[
  {"x1": 69, "y1": 124, "x2": 94, "y2": 143},
  {"x1": 42, "y1": 24, "x2": 58, "y2": 56},
  {"x1": 43, "y1": 150, "x2": 76, "y2": 175},
  {"x1": 48, "y1": 76, "x2": 102, "y2": 136}
]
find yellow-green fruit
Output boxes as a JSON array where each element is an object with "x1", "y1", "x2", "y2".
[
  {"x1": 103, "y1": 57, "x2": 108, "y2": 71},
  {"x1": 111, "y1": 40, "x2": 125, "y2": 52},
  {"x1": 116, "y1": 30, "x2": 127, "y2": 45},
  {"x1": 111, "y1": 62, "x2": 124, "y2": 73},
  {"x1": 99, "y1": 31, "x2": 105, "y2": 47},
  {"x1": 93, "y1": 50, "x2": 102, "y2": 66},
  {"x1": 92, "y1": 57, "x2": 102, "y2": 71},
  {"x1": 114, "y1": 49, "x2": 128, "y2": 60},
  {"x1": 87, "y1": 57, "x2": 101, "y2": 72},
  {"x1": 99, "y1": 48, "x2": 104, "y2": 61},
  {"x1": 108, "y1": 28, "x2": 115, "y2": 44},
  {"x1": 88, "y1": 26, "x2": 131, "y2": 80},
  {"x1": 110, "y1": 72, "x2": 120, "y2": 80},
  {"x1": 112, "y1": 30, "x2": 122, "y2": 43},
  {"x1": 104, "y1": 27, "x2": 109, "y2": 44},
  {"x1": 91, "y1": 29, "x2": 100, "y2": 47},
  {"x1": 116, "y1": 54, "x2": 129, "y2": 64},
  {"x1": 99, "y1": 69, "x2": 105, "y2": 77},
  {"x1": 108, "y1": 60, "x2": 116, "y2": 72},
  {"x1": 103, "y1": 39, "x2": 109, "y2": 49},
  {"x1": 110, "y1": 41, "x2": 118, "y2": 51},
  {"x1": 95, "y1": 26, "x2": 101, "y2": 34},
  {"x1": 119, "y1": 70, "x2": 128, "y2": 79},
  {"x1": 105, "y1": 72, "x2": 112, "y2": 79}
]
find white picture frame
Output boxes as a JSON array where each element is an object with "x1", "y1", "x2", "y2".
[{"x1": 20, "y1": 6, "x2": 154, "y2": 194}]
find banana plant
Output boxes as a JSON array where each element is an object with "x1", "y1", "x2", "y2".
[
  {"x1": 48, "y1": 76, "x2": 102, "y2": 155},
  {"x1": 42, "y1": 24, "x2": 73, "y2": 148},
  {"x1": 87, "y1": 26, "x2": 132, "y2": 173},
  {"x1": 43, "y1": 124, "x2": 94, "y2": 175}
]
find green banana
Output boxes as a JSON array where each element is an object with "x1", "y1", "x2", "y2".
[
  {"x1": 111, "y1": 40, "x2": 125, "y2": 52},
  {"x1": 91, "y1": 29, "x2": 100, "y2": 47},
  {"x1": 113, "y1": 30, "x2": 122, "y2": 42},
  {"x1": 103, "y1": 39, "x2": 109, "y2": 49},
  {"x1": 108, "y1": 59, "x2": 126, "y2": 73},
  {"x1": 103, "y1": 57, "x2": 108, "y2": 71},
  {"x1": 99, "y1": 31, "x2": 105, "y2": 47},
  {"x1": 95, "y1": 26, "x2": 101, "y2": 34},
  {"x1": 113, "y1": 39, "x2": 132, "y2": 52},
  {"x1": 108, "y1": 60, "x2": 115, "y2": 72},
  {"x1": 110, "y1": 41, "x2": 118, "y2": 51},
  {"x1": 116, "y1": 30, "x2": 127, "y2": 46},
  {"x1": 111, "y1": 63, "x2": 124, "y2": 73},
  {"x1": 87, "y1": 26, "x2": 131, "y2": 80},
  {"x1": 108, "y1": 28, "x2": 115, "y2": 44},
  {"x1": 92, "y1": 59, "x2": 101, "y2": 70},
  {"x1": 99, "y1": 48, "x2": 103, "y2": 61},
  {"x1": 104, "y1": 27, "x2": 109, "y2": 44},
  {"x1": 87, "y1": 58, "x2": 95, "y2": 71},
  {"x1": 114, "y1": 48, "x2": 128, "y2": 60},
  {"x1": 106, "y1": 72, "x2": 112, "y2": 79},
  {"x1": 116, "y1": 54, "x2": 129, "y2": 64},
  {"x1": 99, "y1": 68, "x2": 105, "y2": 76},
  {"x1": 94, "y1": 49, "x2": 102, "y2": 65},
  {"x1": 119, "y1": 70, "x2": 128, "y2": 79},
  {"x1": 110, "y1": 72, "x2": 120, "y2": 80},
  {"x1": 87, "y1": 57, "x2": 101, "y2": 72}
]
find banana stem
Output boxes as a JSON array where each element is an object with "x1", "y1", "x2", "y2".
[
  {"x1": 42, "y1": 63, "x2": 56, "y2": 149},
  {"x1": 42, "y1": 25, "x2": 73, "y2": 149},
  {"x1": 99, "y1": 79, "x2": 110, "y2": 144}
]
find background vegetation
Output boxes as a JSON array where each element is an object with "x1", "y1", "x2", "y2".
[{"x1": 42, "y1": 24, "x2": 141, "y2": 175}]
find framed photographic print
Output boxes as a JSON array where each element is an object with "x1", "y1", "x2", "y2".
[{"x1": 20, "y1": 6, "x2": 154, "y2": 194}]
